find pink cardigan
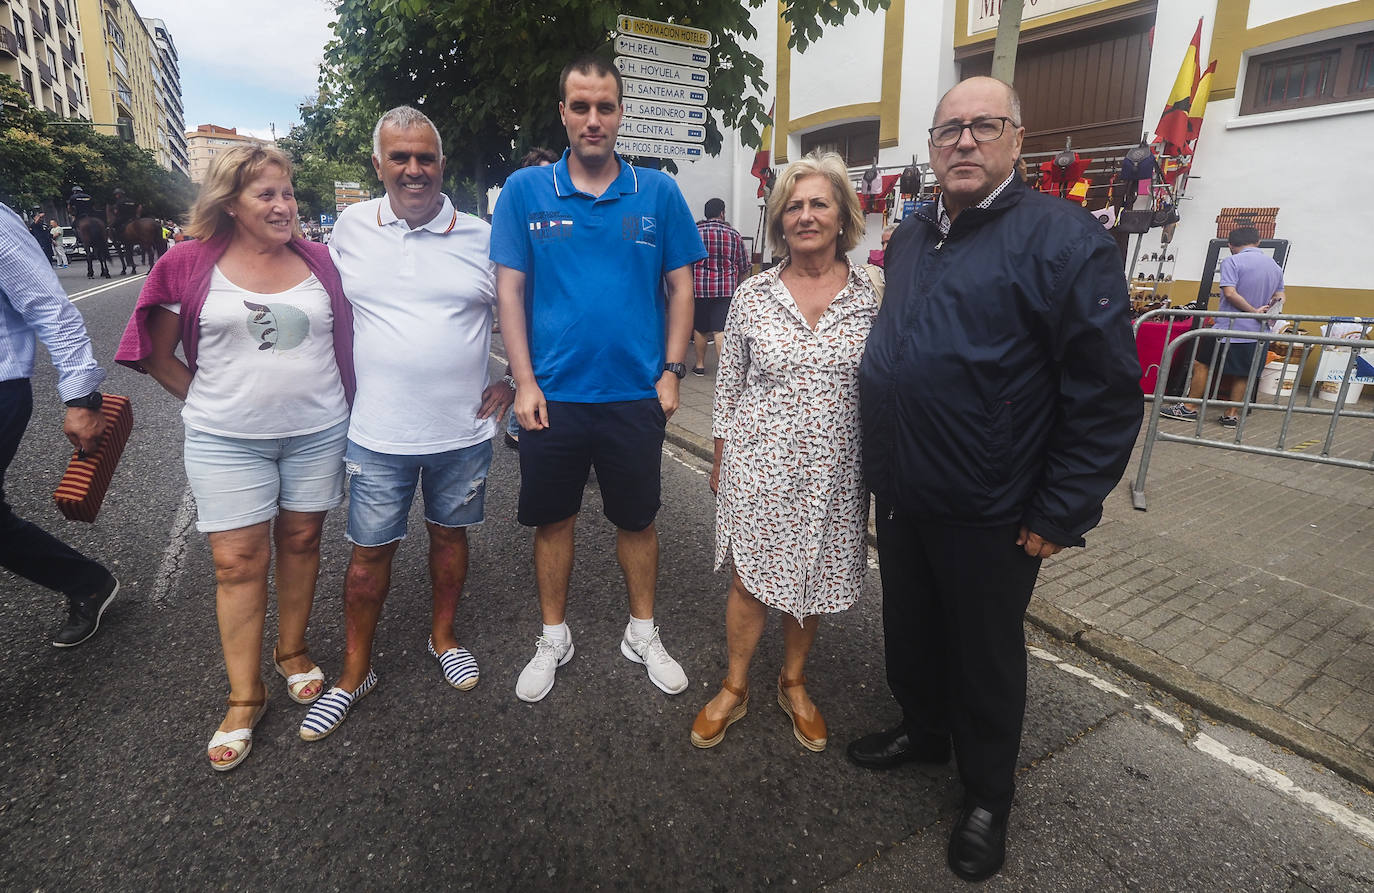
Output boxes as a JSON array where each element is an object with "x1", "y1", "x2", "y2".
[{"x1": 115, "y1": 233, "x2": 356, "y2": 403}]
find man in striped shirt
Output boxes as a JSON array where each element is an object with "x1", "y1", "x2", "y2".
[
  {"x1": 0, "y1": 202, "x2": 118, "y2": 647},
  {"x1": 691, "y1": 199, "x2": 750, "y2": 375}
]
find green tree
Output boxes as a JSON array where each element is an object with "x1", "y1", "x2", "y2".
[
  {"x1": 323, "y1": 0, "x2": 888, "y2": 211},
  {"x1": 0, "y1": 73, "x2": 195, "y2": 219},
  {"x1": 279, "y1": 90, "x2": 375, "y2": 222}
]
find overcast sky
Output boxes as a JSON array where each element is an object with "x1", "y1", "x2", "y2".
[{"x1": 137, "y1": 0, "x2": 337, "y2": 140}]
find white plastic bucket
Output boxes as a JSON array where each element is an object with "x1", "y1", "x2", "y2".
[
  {"x1": 1315, "y1": 346, "x2": 1369, "y2": 403},
  {"x1": 1258, "y1": 361, "x2": 1299, "y2": 397}
]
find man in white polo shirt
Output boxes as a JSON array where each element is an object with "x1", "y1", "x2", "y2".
[{"x1": 300, "y1": 106, "x2": 514, "y2": 741}]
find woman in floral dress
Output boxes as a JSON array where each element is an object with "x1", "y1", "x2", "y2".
[{"x1": 692, "y1": 152, "x2": 880, "y2": 752}]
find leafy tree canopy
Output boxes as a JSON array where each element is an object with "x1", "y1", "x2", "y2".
[
  {"x1": 322, "y1": 0, "x2": 888, "y2": 210},
  {"x1": 0, "y1": 74, "x2": 195, "y2": 220}
]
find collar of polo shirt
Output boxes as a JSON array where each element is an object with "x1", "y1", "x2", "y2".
[
  {"x1": 552, "y1": 148, "x2": 639, "y2": 202},
  {"x1": 377, "y1": 192, "x2": 459, "y2": 233}
]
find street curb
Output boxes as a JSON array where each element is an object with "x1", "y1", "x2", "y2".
[
  {"x1": 670, "y1": 423, "x2": 1374, "y2": 791},
  {"x1": 1027, "y1": 602, "x2": 1374, "y2": 792}
]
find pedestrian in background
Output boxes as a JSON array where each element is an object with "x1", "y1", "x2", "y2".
[
  {"x1": 50, "y1": 219, "x2": 68, "y2": 268},
  {"x1": 491, "y1": 55, "x2": 705, "y2": 703},
  {"x1": 29, "y1": 212, "x2": 54, "y2": 263},
  {"x1": 692, "y1": 152, "x2": 877, "y2": 753},
  {"x1": 116, "y1": 145, "x2": 356, "y2": 771},
  {"x1": 690, "y1": 198, "x2": 749, "y2": 376},
  {"x1": 0, "y1": 202, "x2": 117, "y2": 648},
  {"x1": 852, "y1": 76, "x2": 1140, "y2": 881}
]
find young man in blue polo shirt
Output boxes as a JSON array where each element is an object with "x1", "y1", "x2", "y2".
[{"x1": 491, "y1": 55, "x2": 706, "y2": 703}]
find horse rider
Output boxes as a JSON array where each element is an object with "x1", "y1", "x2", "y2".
[
  {"x1": 68, "y1": 186, "x2": 95, "y2": 222},
  {"x1": 110, "y1": 188, "x2": 142, "y2": 242}
]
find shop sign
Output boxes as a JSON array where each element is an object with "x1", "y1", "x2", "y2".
[
  {"x1": 622, "y1": 97, "x2": 707, "y2": 124},
  {"x1": 618, "y1": 118, "x2": 705, "y2": 143},
  {"x1": 615, "y1": 34, "x2": 710, "y2": 68},
  {"x1": 622, "y1": 76, "x2": 707, "y2": 106},
  {"x1": 614, "y1": 136, "x2": 705, "y2": 160},
  {"x1": 616, "y1": 15, "x2": 712, "y2": 48}
]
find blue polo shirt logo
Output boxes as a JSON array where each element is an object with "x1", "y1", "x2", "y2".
[
  {"x1": 623, "y1": 215, "x2": 657, "y2": 246},
  {"x1": 528, "y1": 212, "x2": 573, "y2": 242}
]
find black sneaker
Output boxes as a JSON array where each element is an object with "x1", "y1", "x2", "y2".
[
  {"x1": 1219, "y1": 415, "x2": 1239, "y2": 429},
  {"x1": 52, "y1": 575, "x2": 119, "y2": 648}
]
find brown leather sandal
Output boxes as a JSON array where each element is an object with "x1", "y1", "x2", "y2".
[
  {"x1": 274, "y1": 644, "x2": 325, "y2": 704},
  {"x1": 207, "y1": 691, "x2": 268, "y2": 772},
  {"x1": 690, "y1": 679, "x2": 749, "y2": 749},
  {"x1": 778, "y1": 675, "x2": 827, "y2": 752}
]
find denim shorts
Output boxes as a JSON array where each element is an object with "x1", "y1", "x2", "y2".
[
  {"x1": 344, "y1": 437, "x2": 492, "y2": 547},
  {"x1": 183, "y1": 419, "x2": 348, "y2": 533}
]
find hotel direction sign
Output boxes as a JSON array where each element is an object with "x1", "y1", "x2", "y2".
[
  {"x1": 622, "y1": 97, "x2": 707, "y2": 125},
  {"x1": 615, "y1": 56, "x2": 710, "y2": 88},
  {"x1": 615, "y1": 34, "x2": 710, "y2": 68},
  {"x1": 618, "y1": 117, "x2": 705, "y2": 143},
  {"x1": 622, "y1": 76, "x2": 707, "y2": 106},
  {"x1": 617, "y1": 15, "x2": 713, "y2": 48},
  {"x1": 615, "y1": 135, "x2": 706, "y2": 160}
]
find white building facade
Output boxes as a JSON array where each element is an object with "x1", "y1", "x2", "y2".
[{"x1": 671, "y1": 0, "x2": 1373, "y2": 318}]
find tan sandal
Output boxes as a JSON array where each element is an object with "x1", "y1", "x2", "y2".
[
  {"x1": 274, "y1": 644, "x2": 325, "y2": 704},
  {"x1": 778, "y1": 675, "x2": 827, "y2": 752},
  {"x1": 207, "y1": 692, "x2": 268, "y2": 772},
  {"x1": 690, "y1": 679, "x2": 748, "y2": 749}
]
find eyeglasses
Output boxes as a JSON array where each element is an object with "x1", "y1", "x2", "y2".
[{"x1": 928, "y1": 116, "x2": 1018, "y2": 148}]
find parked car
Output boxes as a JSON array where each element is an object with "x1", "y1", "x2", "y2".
[{"x1": 60, "y1": 226, "x2": 81, "y2": 258}]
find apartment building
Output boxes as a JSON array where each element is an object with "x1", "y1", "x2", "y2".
[
  {"x1": 73, "y1": 0, "x2": 158, "y2": 154},
  {"x1": 185, "y1": 124, "x2": 275, "y2": 184},
  {"x1": 142, "y1": 16, "x2": 186, "y2": 176},
  {"x1": 1, "y1": 0, "x2": 93, "y2": 120}
]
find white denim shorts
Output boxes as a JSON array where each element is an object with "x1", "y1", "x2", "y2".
[{"x1": 183, "y1": 419, "x2": 348, "y2": 533}]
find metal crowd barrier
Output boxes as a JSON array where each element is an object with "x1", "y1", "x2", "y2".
[{"x1": 1131, "y1": 309, "x2": 1373, "y2": 510}]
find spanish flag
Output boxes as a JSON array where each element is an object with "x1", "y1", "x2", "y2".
[
  {"x1": 1153, "y1": 19, "x2": 1202, "y2": 156},
  {"x1": 1186, "y1": 60, "x2": 1217, "y2": 144},
  {"x1": 752, "y1": 102, "x2": 775, "y2": 198}
]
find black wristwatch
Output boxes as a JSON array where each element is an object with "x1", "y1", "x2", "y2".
[
  {"x1": 663, "y1": 362, "x2": 686, "y2": 379},
  {"x1": 64, "y1": 391, "x2": 103, "y2": 410}
]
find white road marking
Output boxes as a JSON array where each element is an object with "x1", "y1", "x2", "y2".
[
  {"x1": 68, "y1": 274, "x2": 147, "y2": 302},
  {"x1": 1028, "y1": 642, "x2": 1373, "y2": 842},
  {"x1": 662, "y1": 443, "x2": 707, "y2": 476},
  {"x1": 1193, "y1": 734, "x2": 1374, "y2": 844}
]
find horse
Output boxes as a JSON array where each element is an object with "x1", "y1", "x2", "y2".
[
  {"x1": 73, "y1": 215, "x2": 112, "y2": 279},
  {"x1": 120, "y1": 217, "x2": 168, "y2": 271}
]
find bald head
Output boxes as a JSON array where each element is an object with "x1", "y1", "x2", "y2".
[{"x1": 933, "y1": 76, "x2": 1021, "y2": 128}]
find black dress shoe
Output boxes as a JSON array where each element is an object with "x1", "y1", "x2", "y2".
[
  {"x1": 53, "y1": 575, "x2": 119, "y2": 648},
  {"x1": 947, "y1": 803, "x2": 1008, "y2": 882},
  {"x1": 846, "y1": 725, "x2": 951, "y2": 770}
]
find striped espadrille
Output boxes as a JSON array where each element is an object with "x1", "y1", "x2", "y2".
[
  {"x1": 298, "y1": 669, "x2": 377, "y2": 741},
  {"x1": 428, "y1": 638, "x2": 479, "y2": 691}
]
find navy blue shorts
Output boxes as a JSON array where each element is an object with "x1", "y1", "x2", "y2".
[{"x1": 517, "y1": 399, "x2": 665, "y2": 530}]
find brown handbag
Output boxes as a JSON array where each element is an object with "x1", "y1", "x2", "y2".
[{"x1": 53, "y1": 394, "x2": 133, "y2": 523}]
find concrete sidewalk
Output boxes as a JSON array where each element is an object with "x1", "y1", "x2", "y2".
[{"x1": 666, "y1": 354, "x2": 1374, "y2": 789}]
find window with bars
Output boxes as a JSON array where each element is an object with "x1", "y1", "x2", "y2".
[{"x1": 1242, "y1": 30, "x2": 1374, "y2": 114}]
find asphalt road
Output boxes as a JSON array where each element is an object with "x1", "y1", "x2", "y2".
[{"x1": 1, "y1": 268, "x2": 1372, "y2": 891}]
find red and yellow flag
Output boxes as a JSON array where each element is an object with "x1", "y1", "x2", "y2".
[
  {"x1": 1152, "y1": 19, "x2": 1202, "y2": 156},
  {"x1": 752, "y1": 102, "x2": 775, "y2": 198},
  {"x1": 1186, "y1": 60, "x2": 1217, "y2": 144}
]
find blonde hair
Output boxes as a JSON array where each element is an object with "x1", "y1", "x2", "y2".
[
  {"x1": 187, "y1": 145, "x2": 301, "y2": 241},
  {"x1": 766, "y1": 151, "x2": 865, "y2": 259}
]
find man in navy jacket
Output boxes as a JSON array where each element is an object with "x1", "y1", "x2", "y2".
[{"x1": 851, "y1": 77, "x2": 1141, "y2": 881}]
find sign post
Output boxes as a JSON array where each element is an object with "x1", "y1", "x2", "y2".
[{"x1": 615, "y1": 15, "x2": 714, "y2": 161}]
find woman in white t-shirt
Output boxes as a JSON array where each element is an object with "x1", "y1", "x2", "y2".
[{"x1": 115, "y1": 146, "x2": 356, "y2": 772}]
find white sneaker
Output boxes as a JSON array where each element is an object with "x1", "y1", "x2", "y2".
[
  {"x1": 620, "y1": 625, "x2": 688, "y2": 695},
  {"x1": 516, "y1": 633, "x2": 574, "y2": 703}
]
